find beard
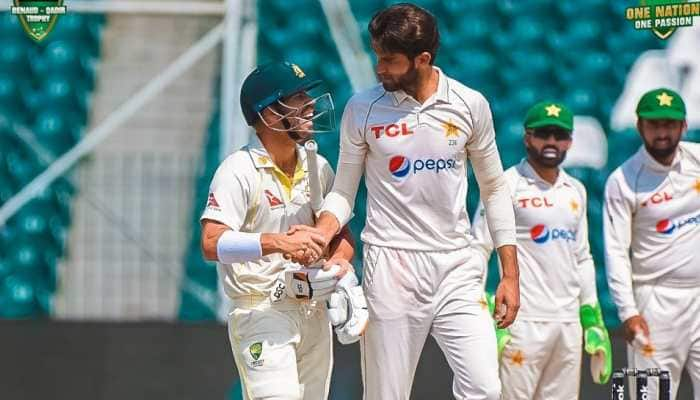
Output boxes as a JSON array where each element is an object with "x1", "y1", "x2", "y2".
[
  {"x1": 378, "y1": 62, "x2": 419, "y2": 93},
  {"x1": 643, "y1": 136, "x2": 681, "y2": 160},
  {"x1": 526, "y1": 144, "x2": 567, "y2": 168}
]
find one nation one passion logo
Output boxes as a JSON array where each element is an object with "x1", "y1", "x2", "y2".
[
  {"x1": 625, "y1": 0, "x2": 699, "y2": 40},
  {"x1": 10, "y1": 0, "x2": 67, "y2": 42}
]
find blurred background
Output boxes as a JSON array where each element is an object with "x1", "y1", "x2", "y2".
[{"x1": 0, "y1": 0, "x2": 698, "y2": 398}]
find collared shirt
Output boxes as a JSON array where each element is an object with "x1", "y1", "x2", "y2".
[
  {"x1": 472, "y1": 159, "x2": 594, "y2": 321},
  {"x1": 200, "y1": 135, "x2": 335, "y2": 298},
  {"x1": 326, "y1": 67, "x2": 515, "y2": 251},
  {"x1": 604, "y1": 141, "x2": 700, "y2": 321}
]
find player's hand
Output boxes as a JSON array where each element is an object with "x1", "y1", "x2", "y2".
[
  {"x1": 323, "y1": 258, "x2": 354, "y2": 278},
  {"x1": 494, "y1": 275, "x2": 519, "y2": 329},
  {"x1": 284, "y1": 225, "x2": 330, "y2": 265},
  {"x1": 623, "y1": 315, "x2": 650, "y2": 344},
  {"x1": 275, "y1": 229, "x2": 325, "y2": 264}
]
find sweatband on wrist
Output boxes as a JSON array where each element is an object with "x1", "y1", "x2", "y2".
[{"x1": 216, "y1": 230, "x2": 262, "y2": 264}]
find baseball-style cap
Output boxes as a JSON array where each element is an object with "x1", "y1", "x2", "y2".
[
  {"x1": 636, "y1": 88, "x2": 686, "y2": 121},
  {"x1": 523, "y1": 101, "x2": 574, "y2": 131}
]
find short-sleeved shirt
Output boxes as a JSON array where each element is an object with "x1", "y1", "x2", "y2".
[
  {"x1": 200, "y1": 135, "x2": 335, "y2": 299},
  {"x1": 472, "y1": 160, "x2": 593, "y2": 321},
  {"x1": 337, "y1": 67, "x2": 504, "y2": 251}
]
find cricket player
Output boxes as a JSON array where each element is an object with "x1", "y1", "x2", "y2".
[
  {"x1": 605, "y1": 88, "x2": 700, "y2": 400},
  {"x1": 472, "y1": 101, "x2": 612, "y2": 399},
  {"x1": 308, "y1": 4, "x2": 520, "y2": 399},
  {"x1": 200, "y1": 61, "x2": 359, "y2": 400}
]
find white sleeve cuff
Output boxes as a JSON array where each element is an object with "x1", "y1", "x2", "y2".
[
  {"x1": 321, "y1": 191, "x2": 354, "y2": 228},
  {"x1": 216, "y1": 230, "x2": 262, "y2": 264},
  {"x1": 618, "y1": 305, "x2": 640, "y2": 323}
]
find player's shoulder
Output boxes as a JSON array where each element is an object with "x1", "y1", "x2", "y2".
[
  {"x1": 444, "y1": 75, "x2": 490, "y2": 108},
  {"x1": 680, "y1": 140, "x2": 700, "y2": 159},
  {"x1": 502, "y1": 165, "x2": 521, "y2": 182},
  {"x1": 560, "y1": 170, "x2": 587, "y2": 197},
  {"x1": 607, "y1": 148, "x2": 645, "y2": 189},
  {"x1": 218, "y1": 148, "x2": 257, "y2": 178},
  {"x1": 345, "y1": 84, "x2": 389, "y2": 110}
]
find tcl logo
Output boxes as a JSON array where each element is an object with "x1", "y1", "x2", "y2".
[
  {"x1": 517, "y1": 197, "x2": 554, "y2": 208},
  {"x1": 370, "y1": 123, "x2": 413, "y2": 139},
  {"x1": 641, "y1": 191, "x2": 673, "y2": 207}
]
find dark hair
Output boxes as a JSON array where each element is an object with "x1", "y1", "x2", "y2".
[{"x1": 368, "y1": 3, "x2": 439, "y2": 64}]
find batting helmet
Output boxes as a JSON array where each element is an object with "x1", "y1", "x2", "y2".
[{"x1": 239, "y1": 61, "x2": 322, "y2": 126}]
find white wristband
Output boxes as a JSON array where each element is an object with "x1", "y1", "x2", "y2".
[{"x1": 216, "y1": 230, "x2": 262, "y2": 264}]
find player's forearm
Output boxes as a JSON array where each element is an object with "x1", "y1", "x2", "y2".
[
  {"x1": 201, "y1": 222, "x2": 263, "y2": 263},
  {"x1": 471, "y1": 149, "x2": 516, "y2": 248},
  {"x1": 496, "y1": 245, "x2": 518, "y2": 280},
  {"x1": 319, "y1": 157, "x2": 364, "y2": 234},
  {"x1": 605, "y1": 254, "x2": 639, "y2": 321},
  {"x1": 578, "y1": 259, "x2": 599, "y2": 305},
  {"x1": 201, "y1": 221, "x2": 231, "y2": 261},
  {"x1": 603, "y1": 186, "x2": 638, "y2": 320},
  {"x1": 316, "y1": 211, "x2": 341, "y2": 244},
  {"x1": 327, "y1": 226, "x2": 355, "y2": 262}
]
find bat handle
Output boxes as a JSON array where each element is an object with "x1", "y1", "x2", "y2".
[{"x1": 304, "y1": 140, "x2": 324, "y2": 214}]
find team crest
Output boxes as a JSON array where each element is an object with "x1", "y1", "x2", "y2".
[
  {"x1": 249, "y1": 342, "x2": 263, "y2": 361},
  {"x1": 11, "y1": 0, "x2": 67, "y2": 42}
]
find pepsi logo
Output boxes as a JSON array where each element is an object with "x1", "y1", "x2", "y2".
[
  {"x1": 656, "y1": 219, "x2": 676, "y2": 235},
  {"x1": 530, "y1": 224, "x2": 550, "y2": 244},
  {"x1": 389, "y1": 156, "x2": 411, "y2": 178},
  {"x1": 529, "y1": 225, "x2": 577, "y2": 244}
]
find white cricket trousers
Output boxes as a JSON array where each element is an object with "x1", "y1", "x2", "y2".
[
  {"x1": 360, "y1": 244, "x2": 501, "y2": 400},
  {"x1": 227, "y1": 296, "x2": 333, "y2": 400},
  {"x1": 627, "y1": 284, "x2": 700, "y2": 400},
  {"x1": 499, "y1": 320, "x2": 582, "y2": 400}
]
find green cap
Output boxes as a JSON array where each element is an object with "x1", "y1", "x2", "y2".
[
  {"x1": 240, "y1": 61, "x2": 322, "y2": 126},
  {"x1": 636, "y1": 88, "x2": 686, "y2": 121},
  {"x1": 524, "y1": 101, "x2": 574, "y2": 131}
]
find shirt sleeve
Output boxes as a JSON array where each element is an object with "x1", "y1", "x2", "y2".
[
  {"x1": 320, "y1": 100, "x2": 366, "y2": 227},
  {"x1": 471, "y1": 200, "x2": 495, "y2": 267},
  {"x1": 603, "y1": 173, "x2": 638, "y2": 322},
  {"x1": 200, "y1": 157, "x2": 249, "y2": 231},
  {"x1": 320, "y1": 157, "x2": 336, "y2": 197},
  {"x1": 466, "y1": 95, "x2": 517, "y2": 248},
  {"x1": 574, "y1": 185, "x2": 598, "y2": 306}
]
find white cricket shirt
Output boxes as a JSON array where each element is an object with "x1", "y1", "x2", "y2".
[
  {"x1": 200, "y1": 135, "x2": 335, "y2": 299},
  {"x1": 472, "y1": 160, "x2": 596, "y2": 321},
  {"x1": 604, "y1": 141, "x2": 700, "y2": 322},
  {"x1": 321, "y1": 67, "x2": 516, "y2": 251}
]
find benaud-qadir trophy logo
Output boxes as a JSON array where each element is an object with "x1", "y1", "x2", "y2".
[{"x1": 10, "y1": 0, "x2": 67, "y2": 42}]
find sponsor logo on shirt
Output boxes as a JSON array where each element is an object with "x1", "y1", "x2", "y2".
[
  {"x1": 517, "y1": 197, "x2": 554, "y2": 208},
  {"x1": 207, "y1": 193, "x2": 220, "y2": 210},
  {"x1": 264, "y1": 190, "x2": 283, "y2": 208},
  {"x1": 388, "y1": 155, "x2": 457, "y2": 179},
  {"x1": 641, "y1": 191, "x2": 673, "y2": 207},
  {"x1": 530, "y1": 224, "x2": 576, "y2": 244},
  {"x1": 656, "y1": 214, "x2": 700, "y2": 235},
  {"x1": 370, "y1": 123, "x2": 413, "y2": 139}
]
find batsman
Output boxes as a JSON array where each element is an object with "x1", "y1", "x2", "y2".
[
  {"x1": 472, "y1": 101, "x2": 612, "y2": 399},
  {"x1": 200, "y1": 61, "x2": 367, "y2": 400}
]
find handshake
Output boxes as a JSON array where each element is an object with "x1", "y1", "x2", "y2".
[{"x1": 269, "y1": 224, "x2": 333, "y2": 266}]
